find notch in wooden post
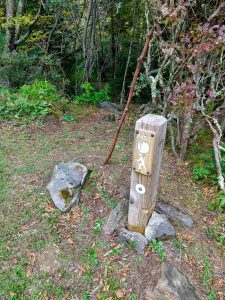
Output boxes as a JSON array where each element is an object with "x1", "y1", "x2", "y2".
[{"x1": 128, "y1": 114, "x2": 167, "y2": 234}]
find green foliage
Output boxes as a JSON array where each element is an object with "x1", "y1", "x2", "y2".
[
  {"x1": 0, "y1": 51, "x2": 67, "y2": 90},
  {"x1": 206, "y1": 223, "x2": 225, "y2": 245},
  {"x1": 97, "y1": 186, "x2": 117, "y2": 209},
  {"x1": 128, "y1": 240, "x2": 136, "y2": 250},
  {"x1": 192, "y1": 149, "x2": 225, "y2": 183},
  {"x1": 63, "y1": 114, "x2": 76, "y2": 123},
  {"x1": 86, "y1": 247, "x2": 99, "y2": 266},
  {"x1": 19, "y1": 80, "x2": 60, "y2": 102},
  {"x1": 208, "y1": 191, "x2": 225, "y2": 213},
  {"x1": 151, "y1": 239, "x2": 166, "y2": 261},
  {"x1": 199, "y1": 258, "x2": 217, "y2": 300},
  {"x1": 93, "y1": 218, "x2": 104, "y2": 234},
  {"x1": 74, "y1": 82, "x2": 110, "y2": 105},
  {"x1": 192, "y1": 165, "x2": 211, "y2": 180},
  {"x1": 109, "y1": 243, "x2": 125, "y2": 256},
  {"x1": 0, "y1": 80, "x2": 65, "y2": 121},
  {"x1": 0, "y1": 52, "x2": 36, "y2": 88}
]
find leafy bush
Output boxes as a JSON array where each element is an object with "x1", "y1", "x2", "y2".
[
  {"x1": 19, "y1": 80, "x2": 61, "y2": 102},
  {"x1": 74, "y1": 82, "x2": 110, "y2": 105},
  {"x1": 208, "y1": 191, "x2": 225, "y2": 213},
  {"x1": 207, "y1": 224, "x2": 225, "y2": 245},
  {"x1": 0, "y1": 80, "x2": 64, "y2": 121},
  {"x1": 192, "y1": 165, "x2": 212, "y2": 181},
  {"x1": 0, "y1": 51, "x2": 36, "y2": 88},
  {"x1": 151, "y1": 239, "x2": 166, "y2": 261},
  {"x1": 192, "y1": 149, "x2": 225, "y2": 183}
]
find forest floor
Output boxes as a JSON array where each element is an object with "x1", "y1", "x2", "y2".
[{"x1": 0, "y1": 107, "x2": 224, "y2": 300}]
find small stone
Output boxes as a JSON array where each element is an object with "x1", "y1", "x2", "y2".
[
  {"x1": 146, "y1": 261, "x2": 200, "y2": 300},
  {"x1": 117, "y1": 228, "x2": 148, "y2": 254},
  {"x1": 103, "y1": 199, "x2": 128, "y2": 235},
  {"x1": 156, "y1": 199, "x2": 193, "y2": 227},
  {"x1": 145, "y1": 212, "x2": 176, "y2": 242},
  {"x1": 47, "y1": 160, "x2": 88, "y2": 212}
]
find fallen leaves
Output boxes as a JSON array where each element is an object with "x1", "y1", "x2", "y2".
[
  {"x1": 116, "y1": 289, "x2": 125, "y2": 298},
  {"x1": 26, "y1": 266, "x2": 32, "y2": 278},
  {"x1": 26, "y1": 250, "x2": 37, "y2": 264}
]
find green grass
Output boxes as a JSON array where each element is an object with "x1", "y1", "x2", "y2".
[
  {"x1": 0, "y1": 109, "x2": 224, "y2": 299},
  {"x1": 0, "y1": 118, "x2": 133, "y2": 299}
]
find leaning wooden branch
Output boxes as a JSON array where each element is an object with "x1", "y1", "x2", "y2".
[{"x1": 104, "y1": 31, "x2": 153, "y2": 164}]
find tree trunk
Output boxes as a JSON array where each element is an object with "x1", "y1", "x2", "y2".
[
  {"x1": 179, "y1": 109, "x2": 193, "y2": 159},
  {"x1": 4, "y1": 0, "x2": 16, "y2": 53},
  {"x1": 15, "y1": 0, "x2": 26, "y2": 41}
]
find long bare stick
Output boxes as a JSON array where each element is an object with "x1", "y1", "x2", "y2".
[{"x1": 104, "y1": 31, "x2": 153, "y2": 164}]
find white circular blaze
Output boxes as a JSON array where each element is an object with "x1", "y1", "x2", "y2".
[
  {"x1": 138, "y1": 141, "x2": 149, "y2": 154},
  {"x1": 136, "y1": 184, "x2": 146, "y2": 194}
]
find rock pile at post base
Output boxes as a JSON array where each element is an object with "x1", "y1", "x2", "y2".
[
  {"x1": 145, "y1": 211, "x2": 176, "y2": 242},
  {"x1": 47, "y1": 160, "x2": 88, "y2": 213},
  {"x1": 103, "y1": 188, "x2": 194, "y2": 254}
]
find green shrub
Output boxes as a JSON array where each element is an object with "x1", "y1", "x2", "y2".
[
  {"x1": 192, "y1": 149, "x2": 225, "y2": 183},
  {"x1": 0, "y1": 51, "x2": 36, "y2": 88},
  {"x1": 207, "y1": 224, "x2": 225, "y2": 245},
  {"x1": 208, "y1": 191, "x2": 225, "y2": 213},
  {"x1": 0, "y1": 80, "x2": 65, "y2": 121},
  {"x1": 74, "y1": 82, "x2": 110, "y2": 105},
  {"x1": 0, "y1": 51, "x2": 67, "y2": 90},
  {"x1": 19, "y1": 80, "x2": 61, "y2": 102}
]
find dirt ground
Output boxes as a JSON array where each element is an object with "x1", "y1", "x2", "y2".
[{"x1": 0, "y1": 107, "x2": 224, "y2": 299}]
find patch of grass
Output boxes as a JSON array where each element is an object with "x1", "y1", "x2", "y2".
[
  {"x1": 206, "y1": 225, "x2": 225, "y2": 245},
  {"x1": 199, "y1": 258, "x2": 217, "y2": 300},
  {"x1": 47, "y1": 210, "x2": 61, "y2": 228},
  {"x1": 85, "y1": 247, "x2": 99, "y2": 266},
  {"x1": 0, "y1": 259, "x2": 30, "y2": 299},
  {"x1": 28, "y1": 238, "x2": 46, "y2": 251},
  {"x1": 109, "y1": 244, "x2": 125, "y2": 256},
  {"x1": 97, "y1": 186, "x2": 117, "y2": 209},
  {"x1": 98, "y1": 277, "x2": 123, "y2": 299},
  {"x1": 82, "y1": 206, "x2": 92, "y2": 214},
  {"x1": 82, "y1": 268, "x2": 94, "y2": 283},
  {"x1": 172, "y1": 238, "x2": 187, "y2": 256}
]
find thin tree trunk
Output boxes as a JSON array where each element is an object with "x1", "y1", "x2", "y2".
[
  {"x1": 4, "y1": 0, "x2": 16, "y2": 53},
  {"x1": 206, "y1": 118, "x2": 225, "y2": 191},
  {"x1": 120, "y1": 39, "x2": 133, "y2": 105},
  {"x1": 120, "y1": 0, "x2": 139, "y2": 106},
  {"x1": 180, "y1": 109, "x2": 193, "y2": 159},
  {"x1": 15, "y1": 0, "x2": 26, "y2": 41}
]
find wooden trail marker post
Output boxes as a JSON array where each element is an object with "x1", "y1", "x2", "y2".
[{"x1": 128, "y1": 114, "x2": 167, "y2": 234}]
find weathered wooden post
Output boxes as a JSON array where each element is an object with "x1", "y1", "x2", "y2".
[{"x1": 128, "y1": 114, "x2": 167, "y2": 234}]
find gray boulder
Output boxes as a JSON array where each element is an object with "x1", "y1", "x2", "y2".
[
  {"x1": 47, "y1": 161, "x2": 88, "y2": 212},
  {"x1": 145, "y1": 212, "x2": 176, "y2": 242},
  {"x1": 146, "y1": 261, "x2": 200, "y2": 300},
  {"x1": 103, "y1": 199, "x2": 128, "y2": 235},
  {"x1": 98, "y1": 101, "x2": 122, "y2": 115},
  {"x1": 117, "y1": 228, "x2": 148, "y2": 254},
  {"x1": 156, "y1": 199, "x2": 193, "y2": 228}
]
